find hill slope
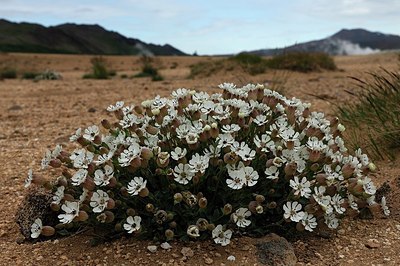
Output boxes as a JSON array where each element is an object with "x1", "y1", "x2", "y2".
[
  {"x1": 249, "y1": 29, "x2": 400, "y2": 56},
  {"x1": 0, "y1": 19, "x2": 186, "y2": 56}
]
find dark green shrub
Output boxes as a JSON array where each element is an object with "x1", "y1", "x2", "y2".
[
  {"x1": 266, "y1": 52, "x2": 337, "y2": 72},
  {"x1": 83, "y1": 57, "x2": 115, "y2": 79},
  {"x1": 133, "y1": 57, "x2": 164, "y2": 81},
  {"x1": 0, "y1": 68, "x2": 17, "y2": 79},
  {"x1": 230, "y1": 53, "x2": 268, "y2": 75},
  {"x1": 22, "y1": 72, "x2": 39, "y2": 80},
  {"x1": 337, "y1": 67, "x2": 400, "y2": 159}
]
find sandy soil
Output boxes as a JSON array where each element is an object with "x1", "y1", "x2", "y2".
[{"x1": 0, "y1": 52, "x2": 399, "y2": 265}]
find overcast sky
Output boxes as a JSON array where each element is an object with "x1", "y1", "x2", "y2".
[{"x1": 1, "y1": 0, "x2": 399, "y2": 55}]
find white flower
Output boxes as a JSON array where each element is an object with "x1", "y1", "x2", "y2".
[
  {"x1": 253, "y1": 114, "x2": 268, "y2": 126},
  {"x1": 173, "y1": 164, "x2": 194, "y2": 185},
  {"x1": 265, "y1": 166, "x2": 279, "y2": 180},
  {"x1": 41, "y1": 150, "x2": 52, "y2": 169},
  {"x1": 236, "y1": 143, "x2": 256, "y2": 162},
  {"x1": 360, "y1": 177, "x2": 376, "y2": 195},
  {"x1": 381, "y1": 196, "x2": 390, "y2": 216},
  {"x1": 188, "y1": 153, "x2": 209, "y2": 174},
  {"x1": 301, "y1": 213, "x2": 317, "y2": 232},
  {"x1": 124, "y1": 216, "x2": 142, "y2": 233},
  {"x1": 83, "y1": 125, "x2": 100, "y2": 142},
  {"x1": 306, "y1": 136, "x2": 327, "y2": 151},
  {"x1": 118, "y1": 143, "x2": 141, "y2": 167},
  {"x1": 71, "y1": 169, "x2": 88, "y2": 186},
  {"x1": 69, "y1": 128, "x2": 82, "y2": 142},
  {"x1": 52, "y1": 186, "x2": 65, "y2": 205},
  {"x1": 30, "y1": 218, "x2": 42, "y2": 238},
  {"x1": 70, "y1": 149, "x2": 94, "y2": 169},
  {"x1": 79, "y1": 188, "x2": 89, "y2": 204},
  {"x1": 171, "y1": 147, "x2": 187, "y2": 161},
  {"x1": 212, "y1": 225, "x2": 232, "y2": 246},
  {"x1": 90, "y1": 190, "x2": 110, "y2": 213},
  {"x1": 127, "y1": 177, "x2": 147, "y2": 195},
  {"x1": 226, "y1": 169, "x2": 246, "y2": 190},
  {"x1": 289, "y1": 176, "x2": 311, "y2": 198},
  {"x1": 331, "y1": 194, "x2": 346, "y2": 214},
  {"x1": 203, "y1": 145, "x2": 221, "y2": 158},
  {"x1": 234, "y1": 166, "x2": 259, "y2": 187},
  {"x1": 58, "y1": 201, "x2": 79, "y2": 224},
  {"x1": 324, "y1": 213, "x2": 339, "y2": 229},
  {"x1": 107, "y1": 101, "x2": 124, "y2": 112},
  {"x1": 94, "y1": 165, "x2": 114, "y2": 186},
  {"x1": 185, "y1": 132, "x2": 199, "y2": 144},
  {"x1": 283, "y1": 201, "x2": 305, "y2": 222},
  {"x1": 254, "y1": 134, "x2": 275, "y2": 152},
  {"x1": 25, "y1": 169, "x2": 33, "y2": 188},
  {"x1": 232, "y1": 208, "x2": 251, "y2": 227},
  {"x1": 216, "y1": 134, "x2": 235, "y2": 149},
  {"x1": 313, "y1": 186, "x2": 331, "y2": 207},
  {"x1": 222, "y1": 124, "x2": 240, "y2": 134}
]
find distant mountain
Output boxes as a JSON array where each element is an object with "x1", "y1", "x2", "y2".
[
  {"x1": 248, "y1": 29, "x2": 400, "y2": 56},
  {"x1": 0, "y1": 19, "x2": 186, "y2": 56}
]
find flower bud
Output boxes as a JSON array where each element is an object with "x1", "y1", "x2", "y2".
[
  {"x1": 104, "y1": 211, "x2": 115, "y2": 223},
  {"x1": 368, "y1": 162, "x2": 376, "y2": 172},
  {"x1": 106, "y1": 198, "x2": 115, "y2": 209},
  {"x1": 130, "y1": 157, "x2": 142, "y2": 168},
  {"x1": 50, "y1": 202, "x2": 60, "y2": 212},
  {"x1": 284, "y1": 162, "x2": 297, "y2": 176},
  {"x1": 139, "y1": 187, "x2": 149, "y2": 197},
  {"x1": 309, "y1": 150, "x2": 321, "y2": 162},
  {"x1": 165, "y1": 229, "x2": 174, "y2": 240},
  {"x1": 49, "y1": 159, "x2": 62, "y2": 168},
  {"x1": 248, "y1": 201, "x2": 259, "y2": 214},
  {"x1": 267, "y1": 201, "x2": 277, "y2": 209},
  {"x1": 62, "y1": 169, "x2": 72, "y2": 179},
  {"x1": 125, "y1": 209, "x2": 136, "y2": 217},
  {"x1": 41, "y1": 226, "x2": 55, "y2": 237},
  {"x1": 255, "y1": 194, "x2": 265, "y2": 203},
  {"x1": 310, "y1": 163, "x2": 320, "y2": 172},
  {"x1": 101, "y1": 119, "x2": 111, "y2": 129},
  {"x1": 198, "y1": 197, "x2": 208, "y2": 209},
  {"x1": 141, "y1": 147, "x2": 153, "y2": 160},
  {"x1": 315, "y1": 173, "x2": 327, "y2": 185},
  {"x1": 223, "y1": 152, "x2": 238, "y2": 165},
  {"x1": 256, "y1": 205, "x2": 264, "y2": 214},
  {"x1": 194, "y1": 218, "x2": 208, "y2": 232},
  {"x1": 63, "y1": 193, "x2": 75, "y2": 202},
  {"x1": 96, "y1": 213, "x2": 107, "y2": 223},
  {"x1": 77, "y1": 210, "x2": 89, "y2": 222},
  {"x1": 223, "y1": 203, "x2": 233, "y2": 215},
  {"x1": 83, "y1": 177, "x2": 95, "y2": 191},
  {"x1": 146, "y1": 203, "x2": 155, "y2": 213},
  {"x1": 296, "y1": 222, "x2": 305, "y2": 232},
  {"x1": 120, "y1": 187, "x2": 130, "y2": 197},
  {"x1": 174, "y1": 193, "x2": 183, "y2": 204},
  {"x1": 115, "y1": 223, "x2": 123, "y2": 232}
]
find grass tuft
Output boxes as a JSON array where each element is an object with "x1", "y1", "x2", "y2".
[{"x1": 337, "y1": 65, "x2": 400, "y2": 159}]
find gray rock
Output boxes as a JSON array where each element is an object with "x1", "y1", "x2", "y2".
[{"x1": 256, "y1": 233, "x2": 297, "y2": 266}]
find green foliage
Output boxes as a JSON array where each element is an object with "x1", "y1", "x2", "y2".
[
  {"x1": 22, "y1": 72, "x2": 39, "y2": 80},
  {"x1": 21, "y1": 84, "x2": 383, "y2": 245},
  {"x1": 133, "y1": 56, "x2": 164, "y2": 81},
  {"x1": 83, "y1": 57, "x2": 115, "y2": 79},
  {"x1": 0, "y1": 67, "x2": 17, "y2": 79},
  {"x1": 266, "y1": 52, "x2": 337, "y2": 73},
  {"x1": 337, "y1": 67, "x2": 400, "y2": 159},
  {"x1": 35, "y1": 70, "x2": 62, "y2": 80}
]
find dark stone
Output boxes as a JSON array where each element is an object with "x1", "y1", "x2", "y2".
[
  {"x1": 256, "y1": 233, "x2": 297, "y2": 266},
  {"x1": 15, "y1": 187, "x2": 57, "y2": 239},
  {"x1": 8, "y1": 105, "x2": 22, "y2": 111},
  {"x1": 88, "y1": 107, "x2": 96, "y2": 113}
]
